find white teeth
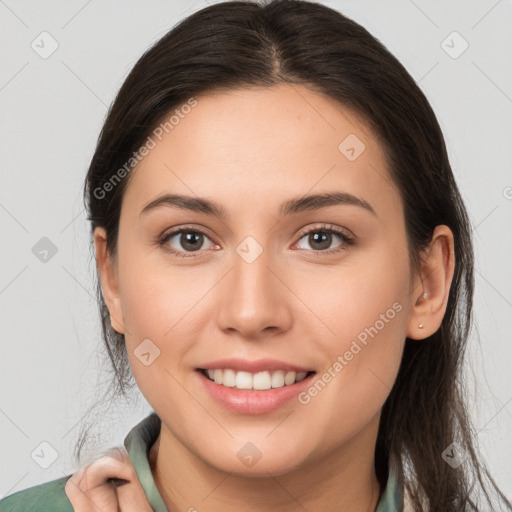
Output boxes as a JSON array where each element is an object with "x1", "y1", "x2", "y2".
[
  {"x1": 271, "y1": 370, "x2": 285, "y2": 388},
  {"x1": 222, "y1": 369, "x2": 236, "y2": 387},
  {"x1": 296, "y1": 371, "x2": 308, "y2": 382},
  {"x1": 213, "y1": 369, "x2": 223, "y2": 385},
  {"x1": 235, "y1": 371, "x2": 253, "y2": 390},
  {"x1": 253, "y1": 371, "x2": 272, "y2": 390},
  {"x1": 203, "y1": 368, "x2": 311, "y2": 390},
  {"x1": 284, "y1": 371, "x2": 296, "y2": 385}
]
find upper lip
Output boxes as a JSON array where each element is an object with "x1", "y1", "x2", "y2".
[{"x1": 198, "y1": 358, "x2": 314, "y2": 374}]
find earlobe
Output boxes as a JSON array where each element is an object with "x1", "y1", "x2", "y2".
[
  {"x1": 93, "y1": 227, "x2": 125, "y2": 334},
  {"x1": 406, "y1": 225, "x2": 455, "y2": 340}
]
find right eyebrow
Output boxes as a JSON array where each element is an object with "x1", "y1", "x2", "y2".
[{"x1": 140, "y1": 194, "x2": 227, "y2": 219}]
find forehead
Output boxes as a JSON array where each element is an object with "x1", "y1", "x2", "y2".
[{"x1": 122, "y1": 83, "x2": 399, "y2": 220}]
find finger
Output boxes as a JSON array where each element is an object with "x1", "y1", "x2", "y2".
[
  {"x1": 80, "y1": 448, "x2": 137, "y2": 490},
  {"x1": 65, "y1": 470, "x2": 119, "y2": 512},
  {"x1": 64, "y1": 447, "x2": 134, "y2": 511},
  {"x1": 105, "y1": 447, "x2": 153, "y2": 511},
  {"x1": 65, "y1": 446, "x2": 154, "y2": 511}
]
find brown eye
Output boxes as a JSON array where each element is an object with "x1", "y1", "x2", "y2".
[
  {"x1": 175, "y1": 231, "x2": 204, "y2": 252},
  {"x1": 160, "y1": 228, "x2": 216, "y2": 257},
  {"x1": 303, "y1": 231, "x2": 336, "y2": 251},
  {"x1": 295, "y1": 225, "x2": 354, "y2": 255}
]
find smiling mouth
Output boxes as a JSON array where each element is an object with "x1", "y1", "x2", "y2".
[{"x1": 198, "y1": 368, "x2": 316, "y2": 390}]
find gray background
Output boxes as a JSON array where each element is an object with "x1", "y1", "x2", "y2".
[{"x1": 1, "y1": 0, "x2": 511, "y2": 501}]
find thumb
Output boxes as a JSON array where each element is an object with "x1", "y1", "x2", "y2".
[{"x1": 65, "y1": 447, "x2": 153, "y2": 511}]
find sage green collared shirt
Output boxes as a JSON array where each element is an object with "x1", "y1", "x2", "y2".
[{"x1": 0, "y1": 412, "x2": 402, "y2": 511}]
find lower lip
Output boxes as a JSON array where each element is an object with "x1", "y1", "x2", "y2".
[{"x1": 196, "y1": 370, "x2": 315, "y2": 415}]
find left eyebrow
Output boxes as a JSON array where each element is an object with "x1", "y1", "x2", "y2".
[
  {"x1": 139, "y1": 191, "x2": 377, "y2": 219},
  {"x1": 279, "y1": 191, "x2": 377, "y2": 218}
]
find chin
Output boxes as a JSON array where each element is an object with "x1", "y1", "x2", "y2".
[{"x1": 195, "y1": 439, "x2": 310, "y2": 478}]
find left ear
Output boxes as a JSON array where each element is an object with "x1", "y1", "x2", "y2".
[{"x1": 406, "y1": 225, "x2": 456, "y2": 340}]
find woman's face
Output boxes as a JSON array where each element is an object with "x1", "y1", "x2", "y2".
[{"x1": 98, "y1": 83, "x2": 421, "y2": 475}]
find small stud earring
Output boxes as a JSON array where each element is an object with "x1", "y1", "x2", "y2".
[{"x1": 418, "y1": 323, "x2": 424, "y2": 329}]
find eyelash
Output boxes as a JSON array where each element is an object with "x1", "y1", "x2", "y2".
[{"x1": 158, "y1": 223, "x2": 355, "y2": 258}]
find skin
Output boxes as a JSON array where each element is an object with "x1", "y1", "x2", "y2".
[
  {"x1": 64, "y1": 447, "x2": 152, "y2": 511},
  {"x1": 94, "y1": 83, "x2": 455, "y2": 512}
]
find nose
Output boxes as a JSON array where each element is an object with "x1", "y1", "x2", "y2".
[{"x1": 216, "y1": 244, "x2": 293, "y2": 340}]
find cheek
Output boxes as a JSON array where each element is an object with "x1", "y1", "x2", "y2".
[
  {"x1": 296, "y1": 246, "x2": 408, "y2": 417},
  {"x1": 118, "y1": 267, "x2": 198, "y2": 417},
  {"x1": 113, "y1": 246, "x2": 202, "y2": 390},
  {"x1": 295, "y1": 243, "x2": 409, "y2": 347},
  {"x1": 117, "y1": 244, "x2": 208, "y2": 340}
]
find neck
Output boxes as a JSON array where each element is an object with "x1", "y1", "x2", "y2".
[{"x1": 149, "y1": 415, "x2": 382, "y2": 512}]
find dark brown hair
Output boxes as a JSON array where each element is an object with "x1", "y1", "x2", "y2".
[{"x1": 79, "y1": 1, "x2": 511, "y2": 510}]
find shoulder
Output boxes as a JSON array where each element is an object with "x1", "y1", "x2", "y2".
[{"x1": 0, "y1": 475, "x2": 73, "y2": 512}]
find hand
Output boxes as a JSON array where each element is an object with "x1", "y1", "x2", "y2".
[{"x1": 64, "y1": 446, "x2": 154, "y2": 511}]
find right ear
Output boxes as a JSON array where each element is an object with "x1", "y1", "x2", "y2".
[{"x1": 93, "y1": 227, "x2": 125, "y2": 334}]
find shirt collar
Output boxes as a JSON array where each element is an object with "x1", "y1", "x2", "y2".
[
  {"x1": 124, "y1": 412, "x2": 167, "y2": 511},
  {"x1": 124, "y1": 412, "x2": 403, "y2": 512}
]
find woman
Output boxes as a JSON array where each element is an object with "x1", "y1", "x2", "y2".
[{"x1": 1, "y1": 0, "x2": 510, "y2": 510}]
